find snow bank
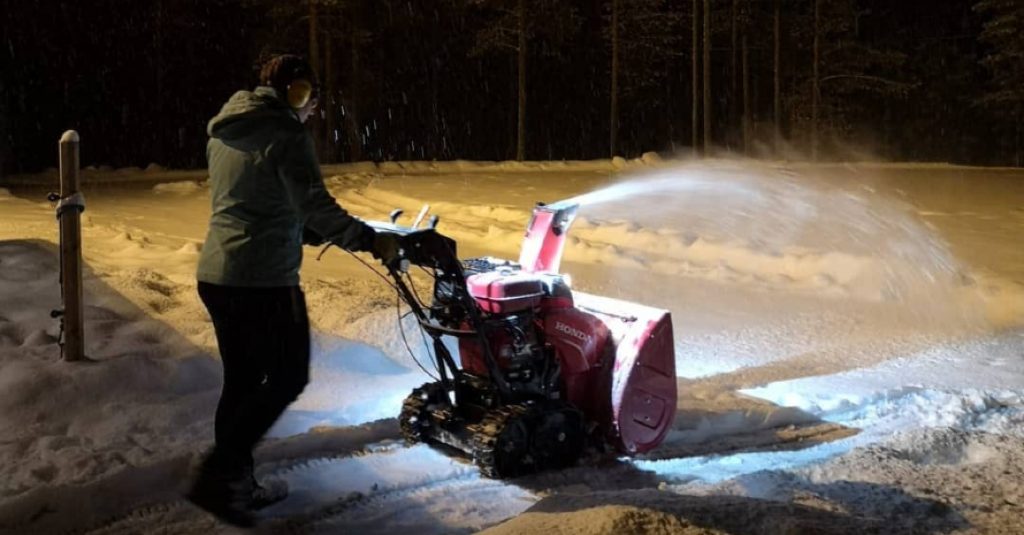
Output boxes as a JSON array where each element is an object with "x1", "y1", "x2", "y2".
[
  {"x1": 0, "y1": 241, "x2": 221, "y2": 503},
  {"x1": 152, "y1": 181, "x2": 204, "y2": 194},
  {"x1": 374, "y1": 159, "x2": 622, "y2": 175},
  {"x1": 640, "y1": 331, "x2": 1024, "y2": 487},
  {"x1": 741, "y1": 333, "x2": 1024, "y2": 431},
  {"x1": 695, "y1": 427, "x2": 1024, "y2": 534}
]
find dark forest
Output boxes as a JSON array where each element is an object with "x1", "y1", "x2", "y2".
[{"x1": 2, "y1": 0, "x2": 1022, "y2": 174}]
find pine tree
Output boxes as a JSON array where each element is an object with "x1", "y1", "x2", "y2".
[
  {"x1": 244, "y1": 0, "x2": 374, "y2": 163},
  {"x1": 787, "y1": 0, "x2": 910, "y2": 157},
  {"x1": 693, "y1": 0, "x2": 700, "y2": 155},
  {"x1": 604, "y1": 0, "x2": 682, "y2": 157},
  {"x1": 773, "y1": 0, "x2": 782, "y2": 154},
  {"x1": 974, "y1": 0, "x2": 1024, "y2": 164},
  {"x1": 455, "y1": 0, "x2": 579, "y2": 161}
]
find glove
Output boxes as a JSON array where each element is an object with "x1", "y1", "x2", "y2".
[
  {"x1": 371, "y1": 232, "x2": 402, "y2": 264},
  {"x1": 302, "y1": 226, "x2": 326, "y2": 246},
  {"x1": 355, "y1": 224, "x2": 376, "y2": 252},
  {"x1": 332, "y1": 223, "x2": 375, "y2": 252}
]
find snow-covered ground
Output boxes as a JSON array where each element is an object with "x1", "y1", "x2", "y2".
[{"x1": 0, "y1": 158, "x2": 1022, "y2": 534}]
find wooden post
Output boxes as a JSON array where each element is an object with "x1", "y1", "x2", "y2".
[{"x1": 58, "y1": 130, "x2": 85, "y2": 362}]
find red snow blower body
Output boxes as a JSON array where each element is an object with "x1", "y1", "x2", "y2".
[{"x1": 369, "y1": 201, "x2": 675, "y2": 477}]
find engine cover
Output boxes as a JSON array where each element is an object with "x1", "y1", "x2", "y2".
[{"x1": 467, "y1": 270, "x2": 545, "y2": 313}]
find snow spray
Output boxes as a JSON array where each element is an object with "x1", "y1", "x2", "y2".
[
  {"x1": 548, "y1": 161, "x2": 986, "y2": 330},
  {"x1": 559, "y1": 172, "x2": 758, "y2": 208}
]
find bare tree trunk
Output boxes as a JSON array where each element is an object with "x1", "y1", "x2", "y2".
[
  {"x1": 812, "y1": 0, "x2": 820, "y2": 161},
  {"x1": 309, "y1": 0, "x2": 318, "y2": 70},
  {"x1": 309, "y1": 0, "x2": 322, "y2": 158},
  {"x1": 692, "y1": 0, "x2": 699, "y2": 156},
  {"x1": 773, "y1": 0, "x2": 781, "y2": 154},
  {"x1": 342, "y1": 97, "x2": 362, "y2": 162},
  {"x1": 610, "y1": 0, "x2": 619, "y2": 158},
  {"x1": 324, "y1": 25, "x2": 336, "y2": 163},
  {"x1": 743, "y1": 33, "x2": 751, "y2": 154},
  {"x1": 430, "y1": 58, "x2": 440, "y2": 159},
  {"x1": 347, "y1": 12, "x2": 363, "y2": 162},
  {"x1": 516, "y1": 0, "x2": 527, "y2": 161},
  {"x1": 731, "y1": 0, "x2": 738, "y2": 148},
  {"x1": 1016, "y1": 119, "x2": 1022, "y2": 167},
  {"x1": 155, "y1": 0, "x2": 165, "y2": 164},
  {"x1": 702, "y1": 0, "x2": 711, "y2": 155}
]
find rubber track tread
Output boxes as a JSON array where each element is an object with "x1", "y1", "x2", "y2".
[{"x1": 468, "y1": 404, "x2": 533, "y2": 478}]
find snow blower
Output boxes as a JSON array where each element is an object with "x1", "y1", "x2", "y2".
[{"x1": 365, "y1": 200, "x2": 676, "y2": 478}]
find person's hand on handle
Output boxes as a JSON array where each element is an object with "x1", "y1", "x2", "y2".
[{"x1": 371, "y1": 232, "x2": 402, "y2": 265}]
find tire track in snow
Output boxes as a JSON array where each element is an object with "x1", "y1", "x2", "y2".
[
  {"x1": 260, "y1": 443, "x2": 533, "y2": 534},
  {"x1": 74, "y1": 501, "x2": 207, "y2": 535},
  {"x1": 71, "y1": 446, "x2": 407, "y2": 535},
  {"x1": 4, "y1": 421, "x2": 401, "y2": 535},
  {"x1": 74, "y1": 445, "x2": 415, "y2": 535},
  {"x1": 646, "y1": 421, "x2": 858, "y2": 462},
  {"x1": 75, "y1": 443, "x2": 532, "y2": 535}
]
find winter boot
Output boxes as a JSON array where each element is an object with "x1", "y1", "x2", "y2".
[
  {"x1": 249, "y1": 475, "x2": 289, "y2": 510},
  {"x1": 185, "y1": 454, "x2": 257, "y2": 527}
]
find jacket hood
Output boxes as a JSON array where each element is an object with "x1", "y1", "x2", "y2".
[{"x1": 207, "y1": 87, "x2": 303, "y2": 149}]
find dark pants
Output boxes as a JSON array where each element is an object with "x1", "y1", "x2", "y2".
[{"x1": 197, "y1": 281, "x2": 310, "y2": 478}]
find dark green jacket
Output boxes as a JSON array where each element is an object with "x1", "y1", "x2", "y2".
[{"x1": 197, "y1": 86, "x2": 369, "y2": 287}]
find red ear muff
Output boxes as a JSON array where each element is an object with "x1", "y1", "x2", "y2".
[{"x1": 286, "y1": 79, "x2": 314, "y2": 109}]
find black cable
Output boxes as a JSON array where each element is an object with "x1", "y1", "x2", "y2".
[
  {"x1": 404, "y1": 271, "x2": 430, "y2": 310},
  {"x1": 315, "y1": 243, "x2": 402, "y2": 293},
  {"x1": 399, "y1": 267, "x2": 447, "y2": 379},
  {"x1": 405, "y1": 269, "x2": 451, "y2": 315},
  {"x1": 417, "y1": 265, "x2": 437, "y2": 279},
  {"x1": 315, "y1": 241, "x2": 452, "y2": 379},
  {"x1": 396, "y1": 291, "x2": 439, "y2": 381},
  {"x1": 314, "y1": 243, "x2": 437, "y2": 379},
  {"x1": 416, "y1": 312, "x2": 442, "y2": 379},
  {"x1": 399, "y1": 270, "x2": 446, "y2": 378}
]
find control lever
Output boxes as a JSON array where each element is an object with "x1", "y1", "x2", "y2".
[
  {"x1": 428, "y1": 215, "x2": 439, "y2": 229},
  {"x1": 389, "y1": 209, "x2": 404, "y2": 224},
  {"x1": 411, "y1": 204, "x2": 430, "y2": 229}
]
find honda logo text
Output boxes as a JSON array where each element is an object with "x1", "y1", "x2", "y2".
[{"x1": 554, "y1": 321, "x2": 592, "y2": 345}]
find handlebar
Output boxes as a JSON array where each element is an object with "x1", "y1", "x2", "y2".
[{"x1": 366, "y1": 221, "x2": 460, "y2": 273}]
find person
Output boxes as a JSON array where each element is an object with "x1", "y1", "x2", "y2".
[{"x1": 187, "y1": 54, "x2": 384, "y2": 526}]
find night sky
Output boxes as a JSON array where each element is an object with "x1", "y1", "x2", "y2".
[{"x1": 1, "y1": 0, "x2": 1021, "y2": 174}]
